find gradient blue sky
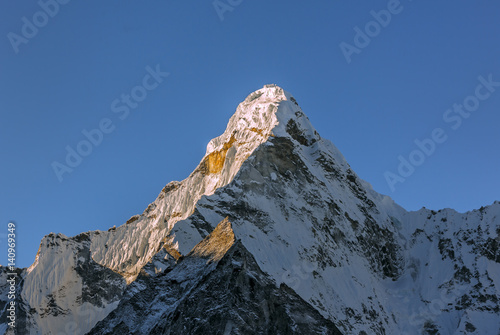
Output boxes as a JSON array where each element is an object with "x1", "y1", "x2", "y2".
[{"x1": 1, "y1": 1, "x2": 499, "y2": 268}]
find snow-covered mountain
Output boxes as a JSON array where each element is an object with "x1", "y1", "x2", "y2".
[{"x1": 1, "y1": 84, "x2": 499, "y2": 334}]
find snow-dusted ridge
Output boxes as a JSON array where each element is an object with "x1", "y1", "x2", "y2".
[
  {"x1": 1, "y1": 85, "x2": 499, "y2": 334},
  {"x1": 88, "y1": 84, "x2": 307, "y2": 281}
]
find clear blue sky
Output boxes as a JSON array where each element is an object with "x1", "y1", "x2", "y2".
[{"x1": 1, "y1": 1, "x2": 499, "y2": 268}]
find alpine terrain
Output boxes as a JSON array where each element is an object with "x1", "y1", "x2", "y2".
[{"x1": 1, "y1": 85, "x2": 499, "y2": 334}]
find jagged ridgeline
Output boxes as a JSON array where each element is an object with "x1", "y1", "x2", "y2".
[{"x1": 1, "y1": 85, "x2": 499, "y2": 334}]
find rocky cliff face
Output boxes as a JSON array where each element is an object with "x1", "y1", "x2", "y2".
[
  {"x1": 1, "y1": 85, "x2": 499, "y2": 334},
  {"x1": 87, "y1": 218, "x2": 342, "y2": 335}
]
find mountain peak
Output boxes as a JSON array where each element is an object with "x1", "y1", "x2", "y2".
[
  {"x1": 5, "y1": 86, "x2": 500, "y2": 335},
  {"x1": 245, "y1": 84, "x2": 290, "y2": 103},
  {"x1": 205, "y1": 84, "x2": 319, "y2": 162}
]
